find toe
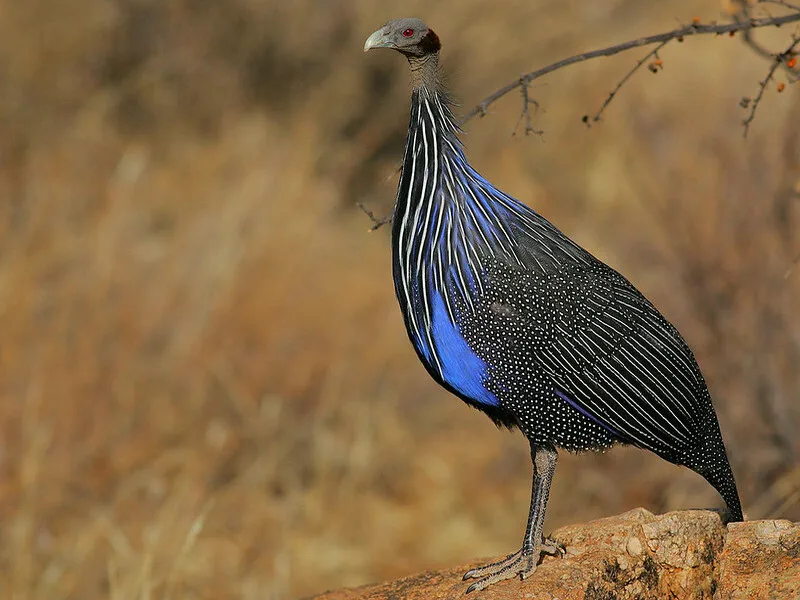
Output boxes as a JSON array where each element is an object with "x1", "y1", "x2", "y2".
[
  {"x1": 462, "y1": 550, "x2": 521, "y2": 580},
  {"x1": 462, "y1": 549, "x2": 537, "y2": 592},
  {"x1": 465, "y1": 567, "x2": 519, "y2": 593},
  {"x1": 541, "y1": 537, "x2": 566, "y2": 557}
]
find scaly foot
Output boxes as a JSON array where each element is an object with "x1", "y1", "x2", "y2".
[
  {"x1": 462, "y1": 537, "x2": 564, "y2": 593},
  {"x1": 462, "y1": 548, "x2": 534, "y2": 593}
]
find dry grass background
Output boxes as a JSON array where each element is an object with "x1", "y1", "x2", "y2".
[{"x1": 0, "y1": 0, "x2": 799, "y2": 598}]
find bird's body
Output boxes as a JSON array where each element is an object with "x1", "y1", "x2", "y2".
[{"x1": 365, "y1": 19, "x2": 742, "y2": 593}]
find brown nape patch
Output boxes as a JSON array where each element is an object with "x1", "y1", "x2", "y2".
[
  {"x1": 489, "y1": 302, "x2": 518, "y2": 317},
  {"x1": 420, "y1": 29, "x2": 441, "y2": 54}
]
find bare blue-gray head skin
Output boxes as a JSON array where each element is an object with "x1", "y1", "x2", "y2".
[{"x1": 364, "y1": 18, "x2": 441, "y2": 88}]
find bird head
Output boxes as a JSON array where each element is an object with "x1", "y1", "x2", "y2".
[{"x1": 363, "y1": 18, "x2": 440, "y2": 57}]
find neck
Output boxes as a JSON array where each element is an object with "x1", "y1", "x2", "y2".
[
  {"x1": 392, "y1": 62, "x2": 517, "y2": 368},
  {"x1": 393, "y1": 75, "x2": 461, "y2": 249},
  {"x1": 408, "y1": 53, "x2": 440, "y2": 91},
  {"x1": 393, "y1": 76, "x2": 512, "y2": 311}
]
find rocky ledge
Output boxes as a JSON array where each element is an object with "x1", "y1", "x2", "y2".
[{"x1": 312, "y1": 508, "x2": 799, "y2": 600}]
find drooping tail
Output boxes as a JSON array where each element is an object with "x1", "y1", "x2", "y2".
[
  {"x1": 696, "y1": 453, "x2": 743, "y2": 522},
  {"x1": 683, "y1": 422, "x2": 743, "y2": 522}
]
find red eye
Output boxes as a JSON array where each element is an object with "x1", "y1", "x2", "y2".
[{"x1": 402, "y1": 28, "x2": 414, "y2": 37}]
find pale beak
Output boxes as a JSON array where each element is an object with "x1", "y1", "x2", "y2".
[{"x1": 364, "y1": 28, "x2": 390, "y2": 52}]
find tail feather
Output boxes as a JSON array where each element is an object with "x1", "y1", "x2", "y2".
[
  {"x1": 696, "y1": 456, "x2": 743, "y2": 522},
  {"x1": 682, "y1": 423, "x2": 743, "y2": 522}
]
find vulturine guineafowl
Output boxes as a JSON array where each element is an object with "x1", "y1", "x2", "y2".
[{"x1": 364, "y1": 18, "x2": 743, "y2": 593}]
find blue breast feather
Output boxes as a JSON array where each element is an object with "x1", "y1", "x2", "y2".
[
  {"x1": 428, "y1": 290, "x2": 500, "y2": 407},
  {"x1": 427, "y1": 287, "x2": 624, "y2": 434}
]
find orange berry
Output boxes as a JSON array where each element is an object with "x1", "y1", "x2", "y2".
[
  {"x1": 653, "y1": 59, "x2": 663, "y2": 66},
  {"x1": 788, "y1": 57, "x2": 797, "y2": 68},
  {"x1": 693, "y1": 16, "x2": 701, "y2": 24},
  {"x1": 777, "y1": 82, "x2": 786, "y2": 92}
]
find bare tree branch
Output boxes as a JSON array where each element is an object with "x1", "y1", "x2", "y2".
[
  {"x1": 740, "y1": 2, "x2": 800, "y2": 74},
  {"x1": 512, "y1": 78, "x2": 543, "y2": 137},
  {"x1": 740, "y1": 18, "x2": 779, "y2": 60},
  {"x1": 761, "y1": 0, "x2": 800, "y2": 12},
  {"x1": 742, "y1": 35, "x2": 800, "y2": 136},
  {"x1": 356, "y1": 202, "x2": 393, "y2": 230},
  {"x1": 587, "y1": 41, "x2": 668, "y2": 125},
  {"x1": 461, "y1": 13, "x2": 800, "y2": 125}
]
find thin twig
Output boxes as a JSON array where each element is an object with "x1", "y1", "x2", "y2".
[
  {"x1": 461, "y1": 13, "x2": 800, "y2": 125},
  {"x1": 740, "y1": 21, "x2": 779, "y2": 60},
  {"x1": 742, "y1": 60, "x2": 783, "y2": 136},
  {"x1": 356, "y1": 202, "x2": 393, "y2": 230},
  {"x1": 512, "y1": 78, "x2": 544, "y2": 137},
  {"x1": 588, "y1": 41, "x2": 668, "y2": 124},
  {"x1": 739, "y1": 2, "x2": 800, "y2": 75},
  {"x1": 742, "y1": 35, "x2": 800, "y2": 137},
  {"x1": 760, "y1": 0, "x2": 800, "y2": 12}
]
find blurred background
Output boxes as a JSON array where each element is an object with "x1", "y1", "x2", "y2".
[{"x1": 1, "y1": 0, "x2": 798, "y2": 598}]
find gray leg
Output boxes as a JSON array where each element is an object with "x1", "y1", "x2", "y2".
[{"x1": 462, "y1": 443, "x2": 559, "y2": 593}]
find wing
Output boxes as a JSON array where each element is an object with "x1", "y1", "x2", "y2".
[
  {"x1": 484, "y1": 254, "x2": 709, "y2": 458},
  {"x1": 426, "y1": 170, "x2": 711, "y2": 457}
]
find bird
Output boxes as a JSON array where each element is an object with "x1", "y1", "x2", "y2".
[{"x1": 363, "y1": 17, "x2": 743, "y2": 593}]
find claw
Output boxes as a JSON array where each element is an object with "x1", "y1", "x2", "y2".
[{"x1": 541, "y1": 537, "x2": 566, "y2": 557}]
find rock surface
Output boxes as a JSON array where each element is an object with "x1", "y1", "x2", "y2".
[
  {"x1": 311, "y1": 509, "x2": 800, "y2": 600},
  {"x1": 716, "y1": 519, "x2": 800, "y2": 599}
]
